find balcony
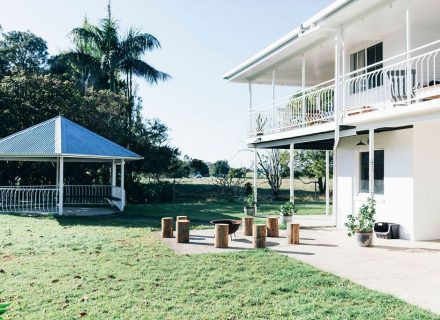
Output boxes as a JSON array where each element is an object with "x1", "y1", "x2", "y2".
[{"x1": 249, "y1": 40, "x2": 440, "y2": 138}]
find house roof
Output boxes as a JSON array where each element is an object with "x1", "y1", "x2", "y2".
[{"x1": 0, "y1": 116, "x2": 142, "y2": 161}]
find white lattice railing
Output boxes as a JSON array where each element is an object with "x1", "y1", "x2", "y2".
[
  {"x1": 63, "y1": 185, "x2": 112, "y2": 205},
  {"x1": 249, "y1": 39, "x2": 440, "y2": 137},
  {"x1": 249, "y1": 80, "x2": 335, "y2": 136},
  {"x1": 0, "y1": 186, "x2": 59, "y2": 214},
  {"x1": 0, "y1": 184, "x2": 119, "y2": 214},
  {"x1": 343, "y1": 39, "x2": 440, "y2": 114}
]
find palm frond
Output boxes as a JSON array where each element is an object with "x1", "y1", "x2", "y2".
[{"x1": 131, "y1": 59, "x2": 170, "y2": 84}]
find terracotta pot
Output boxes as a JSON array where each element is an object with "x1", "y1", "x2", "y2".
[
  {"x1": 279, "y1": 215, "x2": 293, "y2": 225},
  {"x1": 244, "y1": 207, "x2": 255, "y2": 216},
  {"x1": 355, "y1": 231, "x2": 373, "y2": 247}
]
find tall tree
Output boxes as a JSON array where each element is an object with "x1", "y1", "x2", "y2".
[
  {"x1": 0, "y1": 30, "x2": 48, "y2": 74},
  {"x1": 295, "y1": 150, "x2": 332, "y2": 195},
  {"x1": 258, "y1": 150, "x2": 283, "y2": 200}
]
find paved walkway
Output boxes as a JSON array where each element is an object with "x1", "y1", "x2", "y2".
[{"x1": 160, "y1": 216, "x2": 440, "y2": 315}]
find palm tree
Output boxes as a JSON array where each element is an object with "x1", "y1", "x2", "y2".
[
  {"x1": 67, "y1": 2, "x2": 170, "y2": 128},
  {"x1": 119, "y1": 27, "x2": 170, "y2": 126}
]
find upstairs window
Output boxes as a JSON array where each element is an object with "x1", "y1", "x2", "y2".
[
  {"x1": 359, "y1": 150, "x2": 384, "y2": 195},
  {"x1": 350, "y1": 42, "x2": 383, "y2": 93}
]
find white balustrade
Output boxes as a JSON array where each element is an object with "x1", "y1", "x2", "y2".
[{"x1": 0, "y1": 184, "x2": 118, "y2": 214}]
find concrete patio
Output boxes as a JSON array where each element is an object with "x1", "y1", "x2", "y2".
[{"x1": 160, "y1": 216, "x2": 440, "y2": 315}]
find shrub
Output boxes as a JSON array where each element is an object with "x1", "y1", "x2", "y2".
[
  {"x1": 279, "y1": 201, "x2": 297, "y2": 216},
  {"x1": 344, "y1": 197, "x2": 376, "y2": 236}
]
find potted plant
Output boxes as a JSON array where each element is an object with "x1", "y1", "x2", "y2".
[
  {"x1": 255, "y1": 114, "x2": 268, "y2": 136},
  {"x1": 344, "y1": 197, "x2": 376, "y2": 247},
  {"x1": 243, "y1": 193, "x2": 256, "y2": 216},
  {"x1": 279, "y1": 201, "x2": 297, "y2": 225}
]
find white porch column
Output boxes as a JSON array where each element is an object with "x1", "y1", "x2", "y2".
[
  {"x1": 58, "y1": 157, "x2": 64, "y2": 215},
  {"x1": 111, "y1": 159, "x2": 116, "y2": 197},
  {"x1": 121, "y1": 159, "x2": 125, "y2": 210},
  {"x1": 272, "y1": 70, "x2": 276, "y2": 131},
  {"x1": 332, "y1": 29, "x2": 342, "y2": 227},
  {"x1": 253, "y1": 148, "x2": 258, "y2": 213},
  {"x1": 289, "y1": 144, "x2": 295, "y2": 203},
  {"x1": 248, "y1": 81, "x2": 253, "y2": 134},
  {"x1": 325, "y1": 150, "x2": 330, "y2": 215},
  {"x1": 369, "y1": 129, "x2": 375, "y2": 197},
  {"x1": 111, "y1": 159, "x2": 117, "y2": 186},
  {"x1": 301, "y1": 54, "x2": 306, "y2": 126},
  {"x1": 56, "y1": 158, "x2": 59, "y2": 188},
  {"x1": 405, "y1": 0, "x2": 412, "y2": 103}
]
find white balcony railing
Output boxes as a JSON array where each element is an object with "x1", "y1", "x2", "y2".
[
  {"x1": 0, "y1": 185, "x2": 117, "y2": 214},
  {"x1": 249, "y1": 39, "x2": 440, "y2": 137},
  {"x1": 250, "y1": 79, "x2": 335, "y2": 136}
]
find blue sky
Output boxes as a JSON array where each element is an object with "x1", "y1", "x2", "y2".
[{"x1": 0, "y1": 0, "x2": 333, "y2": 166}]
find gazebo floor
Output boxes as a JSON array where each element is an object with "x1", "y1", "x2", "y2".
[{"x1": 63, "y1": 206, "x2": 119, "y2": 216}]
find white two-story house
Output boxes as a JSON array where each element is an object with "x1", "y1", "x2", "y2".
[{"x1": 224, "y1": 0, "x2": 440, "y2": 240}]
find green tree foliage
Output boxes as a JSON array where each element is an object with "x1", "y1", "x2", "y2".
[
  {"x1": 0, "y1": 30, "x2": 48, "y2": 75},
  {"x1": 189, "y1": 159, "x2": 209, "y2": 177},
  {"x1": 209, "y1": 160, "x2": 230, "y2": 177},
  {"x1": 295, "y1": 150, "x2": 332, "y2": 195}
]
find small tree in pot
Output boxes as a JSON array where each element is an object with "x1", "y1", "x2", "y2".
[
  {"x1": 243, "y1": 193, "x2": 256, "y2": 216},
  {"x1": 344, "y1": 197, "x2": 376, "y2": 247},
  {"x1": 279, "y1": 201, "x2": 297, "y2": 225}
]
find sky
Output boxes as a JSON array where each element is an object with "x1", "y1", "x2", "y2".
[{"x1": 0, "y1": 0, "x2": 334, "y2": 167}]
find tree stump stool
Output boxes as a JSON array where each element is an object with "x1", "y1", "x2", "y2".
[
  {"x1": 287, "y1": 223, "x2": 300, "y2": 244},
  {"x1": 176, "y1": 220, "x2": 190, "y2": 243},
  {"x1": 215, "y1": 224, "x2": 229, "y2": 248},
  {"x1": 176, "y1": 216, "x2": 188, "y2": 233},
  {"x1": 253, "y1": 224, "x2": 266, "y2": 248},
  {"x1": 161, "y1": 217, "x2": 174, "y2": 238},
  {"x1": 266, "y1": 216, "x2": 279, "y2": 237},
  {"x1": 242, "y1": 216, "x2": 254, "y2": 236}
]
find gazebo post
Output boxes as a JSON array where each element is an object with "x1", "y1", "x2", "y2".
[
  {"x1": 111, "y1": 159, "x2": 116, "y2": 197},
  {"x1": 56, "y1": 157, "x2": 59, "y2": 188},
  {"x1": 58, "y1": 157, "x2": 64, "y2": 215},
  {"x1": 121, "y1": 159, "x2": 125, "y2": 210}
]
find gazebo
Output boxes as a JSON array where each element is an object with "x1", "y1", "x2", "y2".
[{"x1": 0, "y1": 116, "x2": 142, "y2": 215}]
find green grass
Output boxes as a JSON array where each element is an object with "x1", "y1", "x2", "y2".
[
  {"x1": 167, "y1": 177, "x2": 328, "y2": 202},
  {"x1": 124, "y1": 200, "x2": 329, "y2": 228},
  {"x1": 0, "y1": 206, "x2": 438, "y2": 319}
]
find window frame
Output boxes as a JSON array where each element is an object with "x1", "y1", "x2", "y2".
[
  {"x1": 349, "y1": 42, "x2": 384, "y2": 93},
  {"x1": 357, "y1": 148, "x2": 385, "y2": 196}
]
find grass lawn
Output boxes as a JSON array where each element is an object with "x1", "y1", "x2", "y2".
[
  {"x1": 124, "y1": 200, "x2": 329, "y2": 228},
  {"x1": 0, "y1": 204, "x2": 438, "y2": 319}
]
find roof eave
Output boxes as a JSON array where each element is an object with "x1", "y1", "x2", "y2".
[{"x1": 223, "y1": 0, "x2": 356, "y2": 82}]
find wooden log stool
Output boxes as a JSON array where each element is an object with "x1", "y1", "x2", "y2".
[
  {"x1": 266, "y1": 216, "x2": 279, "y2": 237},
  {"x1": 242, "y1": 216, "x2": 254, "y2": 236},
  {"x1": 161, "y1": 217, "x2": 174, "y2": 238},
  {"x1": 176, "y1": 220, "x2": 190, "y2": 243},
  {"x1": 176, "y1": 215, "x2": 188, "y2": 234},
  {"x1": 287, "y1": 223, "x2": 300, "y2": 245},
  {"x1": 253, "y1": 224, "x2": 266, "y2": 249},
  {"x1": 215, "y1": 224, "x2": 229, "y2": 248}
]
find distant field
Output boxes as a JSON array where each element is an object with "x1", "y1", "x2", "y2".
[{"x1": 164, "y1": 177, "x2": 332, "y2": 203}]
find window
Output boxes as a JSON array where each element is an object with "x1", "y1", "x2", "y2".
[
  {"x1": 359, "y1": 150, "x2": 384, "y2": 195},
  {"x1": 350, "y1": 42, "x2": 383, "y2": 93}
]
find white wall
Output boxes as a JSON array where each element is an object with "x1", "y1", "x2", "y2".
[
  {"x1": 337, "y1": 129, "x2": 414, "y2": 240},
  {"x1": 413, "y1": 121, "x2": 440, "y2": 240}
]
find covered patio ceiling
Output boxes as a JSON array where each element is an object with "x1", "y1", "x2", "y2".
[{"x1": 224, "y1": 0, "x2": 440, "y2": 86}]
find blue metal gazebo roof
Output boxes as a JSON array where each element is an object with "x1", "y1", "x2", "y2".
[{"x1": 0, "y1": 116, "x2": 142, "y2": 161}]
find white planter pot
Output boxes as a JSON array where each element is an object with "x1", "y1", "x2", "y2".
[
  {"x1": 244, "y1": 207, "x2": 255, "y2": 216},
  {"x1": 355, "y1": 232, "x2": 374, "y2": 247},
  {"x1": 279, "y1": 215, "x2": 293, "y2": 225}
]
